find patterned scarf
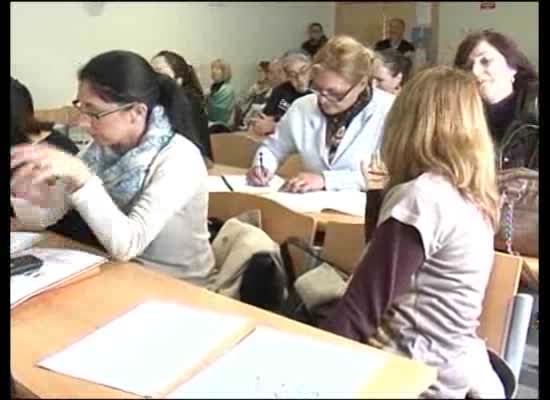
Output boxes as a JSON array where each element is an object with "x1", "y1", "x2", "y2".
[
  {"x1": 323, "y1": 87, "x2": 372, "y2": 164},
  {"x1": 80, "y1": 105, "x2": 175, "y2": 213}
]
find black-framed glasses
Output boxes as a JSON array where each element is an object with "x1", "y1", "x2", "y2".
[
  {"x1": 72, "y1": 100, "x2": 135, "y2": 121},
  {"x1": 310, "y1": 80, "x2": 361, "y2": 104}
]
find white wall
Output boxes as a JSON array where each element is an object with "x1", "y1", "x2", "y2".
[
  {"x1": 436, "y1": 2, "x2": 538, "y2": 68},
  {"x1": 11, "y1": 1, "x2": 335, "y2": 108}
]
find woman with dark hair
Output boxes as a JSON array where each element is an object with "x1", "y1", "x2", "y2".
[
  {"x1": 11, "y1": 50, "x2": 215, "y2": 286},
  {"x1": 301, "y1": 22, "x2": 328, "y2": 57},
  {"x1": 151, "y1": 50, "x2": 212, "y2": 158},
  {"x1": 372, "y1": 48, "x2": 413, "y2": 95},
  {"x1": 454, "y1": 30, "x2": 538, "y2": 170}
]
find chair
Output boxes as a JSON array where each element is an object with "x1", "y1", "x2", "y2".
[
  {"x1": 319, "y1": 221, "x2": 366, "y2": 275},
  {"x1": 478, "y1": 251, "x2": 534, "y2": 380},
  {"x1": 277, "y1": 154, "x2": 304, "y2": 179},
  {"x1": 210, "y1": 133, "x2": 260, "y2": 168},
  {"x1": 35, "y1": 106, "x2": 77, "y2": 126}
]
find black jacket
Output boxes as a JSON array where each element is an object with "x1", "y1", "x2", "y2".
[
  {"x1": 495, "y1": 81, "x2": 539, "y2": 170},
  {"x1": 374, "y1": 39, "x2": 415, "y2": 54}
]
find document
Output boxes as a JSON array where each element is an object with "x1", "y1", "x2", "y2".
[
  {"x1": 168, "y1": 326, "x2": 388, "y2": 398},
  {"x1": 263, "y1": 190, "x2": 366, "y2": 216},
  {"x1": 11, "y1": 247, "x2": 106, "y2": 308},
  {"x1": 38, "y1": 301, "x2": 254, "y2": 397},
  {"x1": 207, "y1": 175, "x2": 286, "y2": 193},
  {"x1": 10, "y1": 232, "x2": 44, "y2": 254}
]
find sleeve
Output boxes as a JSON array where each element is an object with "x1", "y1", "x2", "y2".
[
  {"x1": 320, "y1": 218, "x2": 425, "y2": 342},
  {"x1": 69, "y1": 146, "x2": 206, "y2": 261},
  {"x1": 374, "y1": 40, "x2": 387, "y2": 51},
  {"x1": 322, "y1": 169, "x2": 365, "y2": 191},
  {"x1": 251, "y1": 103, "x2": 299, "y2": 173}
]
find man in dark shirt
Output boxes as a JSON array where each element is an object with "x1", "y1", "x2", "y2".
[
  {"x1": 374, "y1": 18, "x2": 415, "y2": 55},
  {"x1": 250, "y1": 52, "x2": 312, "y2": 136},
  {"x1": 301, "y1": 22, "x2": 328, "y2": 58}
]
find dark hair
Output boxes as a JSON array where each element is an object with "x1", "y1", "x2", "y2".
[
  {"x1": 154, "y1": 50, "x2": 205, "y2": 104},
  {"x1": 377, "y1": 48, "x2": 413, "y2": 83},
  {"x1": 78, "y1": 50, "x2": 200, "y2": 149},
  {"x1": 258, "y1": 61, "x2": 270, "y2": 73},
  {"x1": 309, "y1": 22, "x2": 323, "y2": 32},
  {"x1": 453, "y1": 30, "x2": 538, "y2": 91},
  {"x1": 10, "y1": 77, "x2": 54, "y2": 146}
]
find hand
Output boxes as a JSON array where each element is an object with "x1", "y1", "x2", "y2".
[
  {"x1": 11, "y1": 144, "x2": 92, "y2": 196},
  {"x1": 361, "y1": 159, "x2": 389, "y2": 190},
  {"x1": 280, "y1": 173, "x2": 325, "y2": 193},
  {"x1": 246, "y1": 166, "x2": 273, "y2": 187},
  {"x1": 250, "y1": 113, "x2": 275, "y2": 136}
]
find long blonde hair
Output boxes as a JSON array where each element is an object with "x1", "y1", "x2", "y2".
[
  {"x1": 312, "y1": 35, "x2": 376, "y2": 85},
  {"x1": 382, "y1": 65, "x2": 500, "y2": 228}
]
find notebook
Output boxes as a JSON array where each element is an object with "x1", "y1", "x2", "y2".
[
  {"x1": 208, "y1": 175, "x2": 286, "y2": 194},
  {"x1": 11, "y1": 247, "x2": 106, "y2": 309},
  {"x1": 38, "y1": 301, "x2": 255, "y2": 398},
  {"x1": 262, "y1": 190, "x2": 366, "y2": 216},
  {"x1": 11, "y1": 232, "x2": 45, "y2": 254}
]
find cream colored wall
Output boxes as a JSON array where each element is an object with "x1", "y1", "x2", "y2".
[
  {"x1": 436, "y1": 2, "x2": 538, "y2": 68},
  {"x1": 11, "y1": 1, "x2": 335, "y2": 108}
]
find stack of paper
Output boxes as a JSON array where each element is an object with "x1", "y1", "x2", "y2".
[
  {"x1": 168, "y1": 326, "x2": 388, "y2": 398},
  {"x1": 263, "y1": 190, "x2": 366, "y2": 217},
  {"x1": 11, "y1": 247, "x2": 106, "y2": 308},
  {"x1": 208, "y1": 175, "x2": 286, "y2": 194},
  {"x1": 38, "y1": 301, "x2": 255, "y2": 398},
  {"x1": 10, "y1": 232, "x2": 44, "y2": 254}
]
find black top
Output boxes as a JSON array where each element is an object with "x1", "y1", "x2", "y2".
[
  {"x1": 485, "y1": 91, "x2": 518, "y2": 144},
  {"x1": 262, "y1": 82, "x2": 312, "y2": 122},
  {"x1": 182, "y1": 88, "x2": 211, "y2": 159},
  {"x1": 301, "y1": 35, "x2": 328, "y2": 57},
  {"x1": 374, "y1": 39, "x2": 415, "y2": 54}
]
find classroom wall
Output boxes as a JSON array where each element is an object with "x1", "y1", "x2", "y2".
[
  {"x1": 436, "y1": 2, "x2": 538, "y2": 68},
  {"x1": 11, "y1": 2, "x2": 335, "y2": 108}
]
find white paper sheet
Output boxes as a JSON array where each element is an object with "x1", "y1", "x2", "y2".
[
  {"x1": 10, "y1": 231, "x2": 44, "y2": 254},
  {"x1": 263, "y1": 190, "x2": 366, "y2": 216},
  {"x1": 168, "y1": 326, "x2": 387, "y2": 399},
  {"x1": 11, "y1": 247, "x2": 106, "y2": 308},
  {"x1": 38, "y1": 301, "x2": 252, "y2": 397},
  {"x1": 207, "y1": 175, "x2": 285, "y2": 194}
]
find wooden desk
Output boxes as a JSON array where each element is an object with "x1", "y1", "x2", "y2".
[
  {"x1": 208, "y1": 164, "x2": 364, "y2": 231},
  {"x1": 12, "y1": 234, "x2": 436, "y2": 399}
]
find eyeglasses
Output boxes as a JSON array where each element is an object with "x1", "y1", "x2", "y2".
[
  {"x1": 310, "y1": 80, "x2": 361, "y2": 104},
  {"x1": 72, "y1": 100, "x2": 135, "y2": 121}
]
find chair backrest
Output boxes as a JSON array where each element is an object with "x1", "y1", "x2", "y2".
[
  {"x1": 277, "y1": 154, "x2": 304, "y2": 179},
  {"x1": 209, "y1": 192, "x2": 316, "y2": 245},
  {"x1": 320, "y1": 221, "x2": 366, "y2": 275},
  {"x1": 35, "y1": 106, "x2": 77, "y2": 126},
  {"x1": 478, "y1": 251, "x2": 523, "y2": 355},
  {"x1": 210, "y1": 133, "x2": 260, "y2": 168}
]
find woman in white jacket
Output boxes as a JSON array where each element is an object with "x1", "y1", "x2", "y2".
[
  {"x1": 10, "y1": 50, "x2": 215, "y2": 286},
  {"x1": 247, "y1": 35, "x2": 394, "y2": 192}
]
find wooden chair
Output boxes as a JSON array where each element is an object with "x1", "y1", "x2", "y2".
[
  {"x1": 209, "y1": 192, "x2": 316, "y2": 246},
  {"x1": 320, "y1": 221, "x2": 366, "y2": 275},
  {"x1": 35, "y1": 106, "x2": 77, "y2": 126},
  {"x1": 210, "y1": 133, "x2": 260, "y2": 168},
  {"x1": 277, "y1": 154, "x2": 304, "y2": 179}
]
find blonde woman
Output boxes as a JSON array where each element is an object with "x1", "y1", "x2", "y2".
[
  {"x1": 206, "y1": 59, "x2": 236, "y2": 128},
  {"x1": 247, "y1": 35, "x2": 394, "y2": 192},
  {"x1": 320, "y1": 66, "x2": 504, "y2": 398}
]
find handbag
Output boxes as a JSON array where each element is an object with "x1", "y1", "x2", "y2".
[{"x1": 494, "y1": 168, "x2": 538, "y2": 257}]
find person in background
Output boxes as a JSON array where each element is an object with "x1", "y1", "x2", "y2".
[
  {"x1": 301, "y1": 22, "x2": 329, "y2": 57},
  {"x1": 372, "y1": 48, "x2": 413, "y2": 95},
  {"x1": 250, "y1": 52, "x2": 312, "y2": 136},
  {"x1": 247, "y1": 35, "x2": 394, "y2": 192},
  {"x1": 236, "y1": 60, "x2": 273, "y2": 130},
  {"x1": 454, "y1": 30, "x2": 538, "y2": 170},
  {"x1": 374, "y1": 18, "x2": 415, "y2": 56},
  {"x1": 206, "y1": 58, "x2": 236, "y2": 130},
  {"x1": 151, "y1": 50, "x2": 212, "y2": 159},
  {"x1": 11, "y1": 50, "x2": 215, "y2": 286},
  {"x1": 267, "y1": 57, "x2": 287, "y2": 88},
  {"x1": 321, "y1": 66, "x2": 504, "y2": 398}
]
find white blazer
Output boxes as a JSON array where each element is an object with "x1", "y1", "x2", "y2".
[{"x1": 252, "y1": 89, "x2": 395, "y2": 191}]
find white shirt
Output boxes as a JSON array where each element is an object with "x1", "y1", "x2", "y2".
[
  {"x1": 12, "y1": 135, "x2": 215, "y2": 286},
  {"x1": 252, "y1": 90, "x2": 394, "y2": 191}
]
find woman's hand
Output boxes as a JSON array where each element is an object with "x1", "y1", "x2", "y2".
[
  {"x1": 280, "y1": 172, "x2": 325, "y2": 193},
  {"x1": 11, "y1": 144, "x2": 92, "y2": 195},
  {"x1": 246, "y1": 165, "x2": 274, "y2": 187}
]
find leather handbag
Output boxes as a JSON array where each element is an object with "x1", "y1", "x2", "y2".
[{"x1": 494, "y1": 168, "x2": 538, "y2": 257}]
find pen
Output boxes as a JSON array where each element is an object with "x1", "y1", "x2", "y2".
[{"x1": 221, "y1": 175, "x2": 234, "y2": 191}]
